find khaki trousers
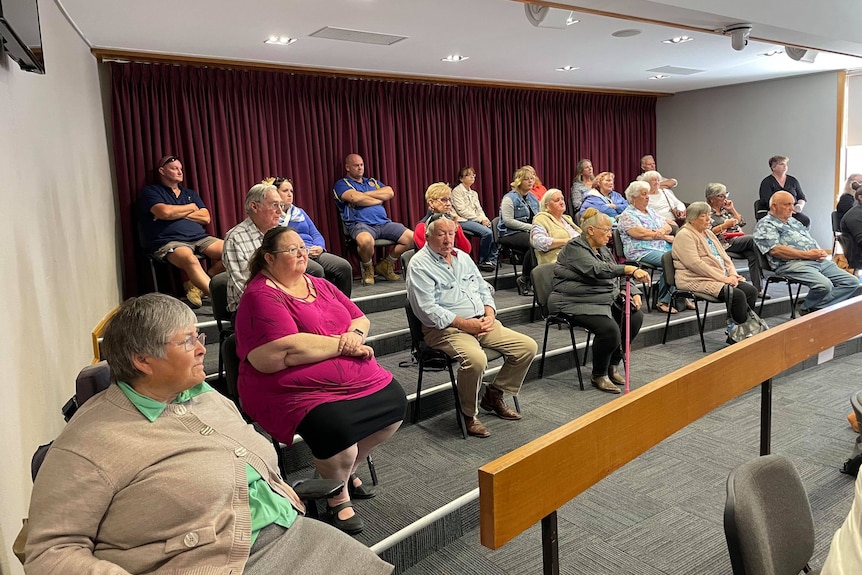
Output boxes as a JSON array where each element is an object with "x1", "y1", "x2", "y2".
[{"x1": 423, "y1": 320, "x2": 537, "y2": 416}]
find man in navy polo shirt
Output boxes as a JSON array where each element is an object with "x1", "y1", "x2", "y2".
[
  {"x1": 139, "y1": 155, "x2": 225, "y2": 307},
  {"x1": 333, "y1": 154, "x2": 413, "y2": 286}
]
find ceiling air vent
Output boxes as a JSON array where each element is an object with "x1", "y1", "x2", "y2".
[
  {"x1": 647, "y1": 66, "x2": 705, "y2": 76},
  {"x1": 309, "y1": 27, "x2": 407, "y2": 46}
]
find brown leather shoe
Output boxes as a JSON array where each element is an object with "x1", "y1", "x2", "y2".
[
  {"x1": 591, "y1": 375, "x2": 621, "y2": 394},
  {"x1": 480, "y1": 385, "x2": 522, "y2": 420},
  {"x1": 464, "y1": 415, "x2": 490, "y2": 438},
  {"x1": 607, "y1": 365, "x2": 626, "y2": 386}
]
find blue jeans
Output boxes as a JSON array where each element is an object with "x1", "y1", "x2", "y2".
[
  {"x1": 775, "y1": 259, "x2": 859, "y2": 311},
  {"x1": 460, "y1": 220, "x2": 497, "y2": 262},
  {"x1": 634, "y1": 249, "x2": 672, "y2": 305}
]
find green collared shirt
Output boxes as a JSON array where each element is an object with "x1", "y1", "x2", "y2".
[{"x1": 117, "y1": 382, "x2": 297, "y2": 544}]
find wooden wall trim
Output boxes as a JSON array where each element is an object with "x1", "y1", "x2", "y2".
[
  {"x1": 478, "y1": 297, "x2": 862, "y2": 549},
  {"x1": 91, "y1": 48, "x2": 671, "y2": 98},
  {"x1": 836, "y1": 70, "x2": 848, "y2": 207}
]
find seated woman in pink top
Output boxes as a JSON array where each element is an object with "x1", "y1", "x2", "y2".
[{"x1": 235, "y1": 226, "x2": 406, "y2": 535}]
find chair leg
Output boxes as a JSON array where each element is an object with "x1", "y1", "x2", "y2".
[
  {"x1": 539, "y1": 320, "x2": 552, "y2": 378},
  {"x1": 567, "y1": 324, "x2": 585, "y2": 390},
  {"x1": 446, "y1": 362, "x2": 467, "y2": 439},
  {"x1": 582, "y1": 330, "x2": 592, "y2": 367},
  {"x1": 493, "y1": 255, "x2": 501, "y2": 290},
  {"x1": 513, "y1": 396, "x2": 521, "y2": 414},
  {"x1": 758, "y1": 281, "x2": 769, "y2": 317},
  {"x1": 695, "y1": 301, "x2": 707, "y2": 353},
  {"x1": 661, "y1": 297, "x2": 674, "y2": 344},
  {"x1": 366, "y1": 454, "x2": 378, "y2": 486},
  {"x1": 530, "y1": 291, "x2": 537, "y2": 322},
  {"x1": 412, "y1": 358, "x2": 425, "y2": 424},
  {"x1": 787, "y1": 281, "x2": 796, "y2": 319}
]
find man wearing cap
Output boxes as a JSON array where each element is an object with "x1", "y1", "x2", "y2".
[
  {"x1": 139, "y1": 155, "x2": 224, "y2": 307},
  {"x1": 406, "y1": 214, "x2": 537, "y2": 438},
  {"x1": 333, "y1": 154, "x2": 413, "y2": 286}
]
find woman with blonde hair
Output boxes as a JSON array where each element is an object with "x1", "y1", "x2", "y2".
[
  {"x1": 498, "y1": 167, "x2": 541, "y2": 295},
  {"x1": 531, "y1": 188, "x2": 581, "y2": 265}
]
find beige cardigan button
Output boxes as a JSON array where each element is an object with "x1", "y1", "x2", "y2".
[
  {"x1": 200, "y1": 426, "x2": 214, "y2": 435},
  {"x1": 183, "y1": 532, "x2": 199, "y2": 547},
  {"x1": 173, "y1": 405, "x2": 187, "y2": 415},
  {"x1": 234, "y1": 447, "x2": 248, "y2": 457}
]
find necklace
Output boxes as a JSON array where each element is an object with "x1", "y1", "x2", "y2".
[{"x1": 264, "y1": 272, "x2": 316, "y2": 302}]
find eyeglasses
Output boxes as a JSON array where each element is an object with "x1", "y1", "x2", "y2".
[
  {"x1": 434, "y1": 197, "x2": 453, "y2": 204},
  {"x1": 593, "y1": 226, "x2": 612, "y2": 234},
  {"x1": 166, "y1": 332, "x2": 206, "y2": 352},
  {"x1": 271, "y1": 245, "x2": 309, "y2": 257},
  {"x1": 159, "y1": 155, "x2": 179, "y2": 167}
]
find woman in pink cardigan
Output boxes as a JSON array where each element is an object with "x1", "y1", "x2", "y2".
[{"x1": 671, "y1": 202, "x2": 758, "y2": 326}]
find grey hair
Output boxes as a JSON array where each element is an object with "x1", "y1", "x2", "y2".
[
  {"x1": 638, "y1": 170, "x2": 662, "y2": 184},
  {"x1": 539, "y1": 188, "x2": 564, "y2": 212},
  {"x1": 704, "y1": 182, "x2": 727, "y2": 200},
  {"x1": 844, "y1": 174, "x2": 862, "y2": 195},
  {"x1": 640, "y1": 154, "x2": 654, "y2": 169},
  {"x1": 624, "y1": 180, "x2": 650, "y2": 202},
  {"x1": 426, "y1": 213, "x2": 456, "y2": 236},
  {"x1": 101, "y1": 294, "x2": 197, "y2": 384},
  {"x1": 685, "y1": 201, "x2": 711, "y2": 223},
  {"x1": 244, "y1": 183, "x2": 276, "y2": 215}
]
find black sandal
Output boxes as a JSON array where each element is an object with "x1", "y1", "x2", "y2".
[
  {"x1": 325, "y1": 501, "x2": 365, "y2": 534},
  {"x1": 347, "y1": 473, "x2": 376, "y2": 499}
]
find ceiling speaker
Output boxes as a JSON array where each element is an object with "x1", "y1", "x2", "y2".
[
  {"x1": 785, "y1": 46, "x2": 818, "y2": 63},
  {"x1": 524, "y1": 4, "x2": 571, "y2": 29}
]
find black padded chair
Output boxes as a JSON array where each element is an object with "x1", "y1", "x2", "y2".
[
  {"x1": 754, "y1": 198, "x2": 769, "y2": 221},
  {"x1": 338, "y1": 219, "x2": 395, "y2": 282},
  {"x1": 832, "y1": 210, "x2": 842, "y2": 254},
  {"x1": 209, "y1": 272, "x2": 233, "y2": 394},
  {"x1": 404, "y1": 301, "x2": 518, "y2": 438},
  {"x1": 400, "y1": 248, "x2": 415, "y2": 272},
  {"x1": 755, "y1": 250, "x2": 803, "y2": 319},
  {"x1": 660, "y1": 251, "x2": 722, "y2": 353},
  {"x1": 724, "y1": 454, "x2": 817, "y2": 575},
  {"x1": 221, "y1": 334, "x2": 377, "y2": 492},
  {"x1": 612, "y1": 228, "x2": 657, "y2": 311},
  {"x1": 492, "y1": 216, "x2": 527, "y2": 290},
  {"x1": 531, "y1": 263, "x2": 585, "y2": 389}
]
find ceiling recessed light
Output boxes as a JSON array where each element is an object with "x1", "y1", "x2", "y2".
[
  {"x1": 648, "y1": 74, "x2": 671, "y2": 80},
  {"x1": 265, "y1": 36, "x2": 297, "y2": 46},
  {"x1": 566, "y1": 11, "x2": 580, "y2": 25},
  {"x1": 555, "y1": 66, "x2": 580, "y2": 72},
  {"x1": 662, "y1": 35, "x2": 693, "y2": 44},
  {"x1": 442, "y1": 54, "x2": 469, "y2": 63},
  {"x1": 612, "y1": 29, "x2": 642, "y2": 38},
  {"x1": 762, "y1": 49, "x2": 785, "y2": 56}
]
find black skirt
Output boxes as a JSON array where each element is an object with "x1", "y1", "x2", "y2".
[{"x1": 296, "y1": 378, "x2": 407, "y2": 459}]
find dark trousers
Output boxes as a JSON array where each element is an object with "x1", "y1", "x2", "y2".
[
  {"x1": 498, "y1": 231, "x2": 536, "y2": 283},
  {"x1": 573, "y1": 306, "x2": 644, "y2": 376},
  {"x1": 716, "y1": 282, "x2": 759, "y2": 324}
]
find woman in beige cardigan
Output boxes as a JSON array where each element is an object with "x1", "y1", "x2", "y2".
[
  {"x1": 531, "y1": 188, "x2": 582, "y2": 265},
  {"x1": 671, "y1": 202, "x2": 758, "y2": 325}
]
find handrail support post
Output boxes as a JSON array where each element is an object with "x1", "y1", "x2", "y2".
[
  {"x1": 541, "y1": 510, "x2": 559, "y2": 575},
  {"x1": 760, "y1": 378, "x2": 772, "y2": 456}
]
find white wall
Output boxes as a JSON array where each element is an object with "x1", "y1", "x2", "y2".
[
  {"x1": 656, "y1": 71, "x2": 840, "y2": 249},
  {"x1": 0, "y1": 0, "x2": 119, "y2": 572}
]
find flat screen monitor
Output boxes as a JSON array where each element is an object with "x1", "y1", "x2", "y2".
[{"x1": 0, "y1": 0, "x2": 45, "y2": 74}]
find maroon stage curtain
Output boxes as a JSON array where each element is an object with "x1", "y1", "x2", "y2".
[{"x1": 109, "y1": 62, "x2": 656, "y2": 297}]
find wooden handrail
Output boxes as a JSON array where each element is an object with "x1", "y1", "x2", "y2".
[{"x1": 479, "y1": 297, "x2": 862, "y2": 550}]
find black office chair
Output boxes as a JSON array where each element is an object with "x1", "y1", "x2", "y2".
[
  {"x1": 400, "y1": 248, "x2": 415, "y2": 272},
  {"x1": 612, "y1": 229, "x2": 657, "y2": 311},
  {"x1": 724, "y1": 454, "x2": 817, "y2": 575},
  {"x1": 660, "y1": 251, "x2": 722, "y2": 353},
  {"x1": 832, "y1": 210, "x2": 842, "y2": 254},
  {"x1": 404, "y1": 301, "x2": 518, "y2": 438},
  {"x1": 754, "y1": 198, "x2": 769, "y2": 221},
  {"x1": 531, "y1": 264, "x2": 585, "y2": 389},
  {"x1": 755, "y1": 250, "x2": 803, "y2": 319},
  {"x1": 209, "y1": 272, "x2": 233, "y2": 394},
  {"x1": 491, "y1": 216, "x2": 527, "y2": 290}
]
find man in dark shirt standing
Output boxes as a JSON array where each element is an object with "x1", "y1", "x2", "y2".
[{"x1": 139, "y1": 155, "x2": 224, "y2": 307}]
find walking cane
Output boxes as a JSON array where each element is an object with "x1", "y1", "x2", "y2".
[{"x1": 624, "y1": 278, "x2": 631, "y2": 394}]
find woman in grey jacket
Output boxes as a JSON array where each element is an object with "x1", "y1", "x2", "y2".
[{"x1": 548, "y1": 208, "x2": 650, "y2": 394}]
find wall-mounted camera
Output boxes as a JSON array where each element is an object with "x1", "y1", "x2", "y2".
[{"x1": 725, "y1": 23, "x2": 752, "y2": 51}]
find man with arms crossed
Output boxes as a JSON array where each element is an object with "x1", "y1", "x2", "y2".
[
  {"x1": 333, "y1": 154, "x2": 414, "y2": 285},
  {"x1": 406, "y1": 214, "x2": 537, "y2": 438},
  {"x1": 139, "y1": 155, "x2": 224, "y2": 307}
]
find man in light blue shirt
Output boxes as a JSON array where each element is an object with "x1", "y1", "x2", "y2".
[
  {"x1": 753, "y1": 191, "x2": 858, "y2": 315},
  {"x1": 406, "y1": 214, "x2": 537, "y2": 438}
]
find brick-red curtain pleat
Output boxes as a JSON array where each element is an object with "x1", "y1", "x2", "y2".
[{"x1": 109, "y1": 62, "x2": 656, "y2": 297}]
